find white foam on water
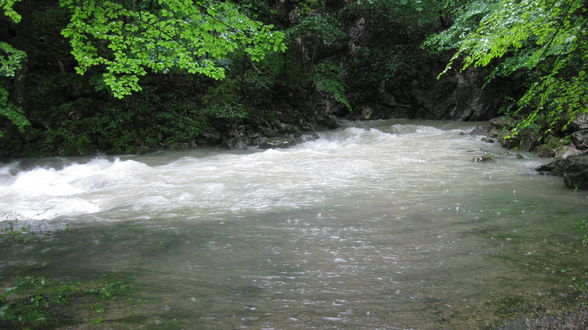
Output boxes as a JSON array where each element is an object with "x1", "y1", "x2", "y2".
[
  {"x1": 0, "y1": 120, "x2": 547, "y2": 221},
  {"x1": 0, "y1": 157, "x2": 153, "y2": 220}
]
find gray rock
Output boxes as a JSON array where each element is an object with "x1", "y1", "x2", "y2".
[
  {"x1": 569, "y1": 113, "x2": 588, "y2": 131},
  {"x1": 360, "y1": 105, "x2": 374, "y2": 120},
  {"x1": 226, "y1": 137, "x2": 248, "y2": 150},
  {"x1": 536, "y1": 155, "x2": 588, "y2": 190},
  {"x1": 519, "y1": 134, "x2": 538, "y2": 151},
  {"x1": 489, "y1": 116, "x2": 515, "y2": 129},
  {"x1": 536, "y1": 144, "x2": 556, "y2": 158},
  {"x1": 470, "y1": 125, "x2": 490, "y2": 136},
  {"x1": 473, "y1": 154, "x2": 494, "y2": 162},
  {"x1": 555, "y1": 145, "x2": 581, "y2": 159},
  {"x1": 571, "y1": 129, "x2": 588, "y2": 150},
  {"x1": 564, "y1": 170, "x2": 588, "y2": 190},
  {"x1": 411, "y1": 68, "x2": 498, "y2": 120},
  {"x1": 259, "y1": 125, "x2": 276, "y2": 138}
]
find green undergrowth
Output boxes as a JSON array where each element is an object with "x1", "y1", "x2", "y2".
[{"x1": 0, "y1": 220, "x2": 32, "y2": 243}]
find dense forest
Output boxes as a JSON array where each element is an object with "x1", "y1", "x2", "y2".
[{"x1": 0, "y1": 0, "x2": 586, "y2": 157}]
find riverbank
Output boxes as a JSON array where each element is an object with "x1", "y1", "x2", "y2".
[{"x1": 469, "y1": 114, "x2": 588, "y2": 190}]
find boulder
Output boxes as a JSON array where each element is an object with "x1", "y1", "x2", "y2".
[
  {"x1": 473, "y1": 154, "x2": 494, "y2": 162},
  {"x1": 536, "y1": 155, "x2": 588, "y2": 190},
  {"x1": 563, "y1": 170, "x2": 588, "y2": 190},
  {"x1": 569, "y1": 113, "x2": 588, "y2": 132},
  {"x1": 519, "y1": 134, "x2": 539, "y2": 151},
  {"x1": 469, "y1": 125, "x2": 490, "y2": 136},
  {"x1": 535, "y1": 144, "x2": 556, "y2": 158},
  {"x1": 489, "y1": 116, "x2": 515, "y2": 129},
  {"x1": 570, "y1": 130, "x2": 588, "y2": 150},
  {"x1": 225, "y1": 137, "x2": 248, "y2": 150},
  {"x1": 555, "y1": 145, "x2": 582, "y2": 159}
]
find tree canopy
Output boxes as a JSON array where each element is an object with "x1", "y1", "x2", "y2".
[
  {"x1": 60, "y1": 0, "x2": 286, "y2": 98},
  {"x1": 433, "y1": 0, "x2": 587, "y2": 132},
  {"x1": 0, "y1": 0, "x2": 285, "y2": 136},
  {"x1": 0, "y1": 0, "x2": 587, "y2": 155}
]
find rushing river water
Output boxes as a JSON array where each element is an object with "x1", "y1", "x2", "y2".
[{"x1": 1, "y1": 120, "x2": 587, "y2": 328}]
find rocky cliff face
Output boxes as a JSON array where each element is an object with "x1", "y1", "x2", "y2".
[
  {"x1": 411, "y1": 68, "x2": 498, "y2": 120},
  {"x1": 348, "y1": 68, "x2": 499, "y2": 122},
  {"x1": 342, "y1": 12, "x2": 499, "y2": 122}
]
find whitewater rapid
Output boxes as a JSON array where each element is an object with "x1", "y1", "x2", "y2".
[{"x1": 0, "y1": 121, "x2": 543, "y2": 221}]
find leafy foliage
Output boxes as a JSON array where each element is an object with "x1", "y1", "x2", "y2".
[
  {"x1": 287, "y1": 14, "x2": 347, "y2": 47},
  {"x1": 422, "y1": 0, "x2": 497, "y2": 53},
  {"x1": 437, "y1": 0, "x2": 588, "y2": 132},
  {"x1": 0, "y1": 220, "x2": 30, "y2": 242},
  {"x1": 0, "y1": 42, "x2": 29, "y2": 137},
  {"x1": 0, "y1": 42, "x2": 25, "y2": 77},
  {"x1": 312, "y1": 61, "x2": 351, "y2": 110},
  {"x1": 0, "y1": 275, "x2": 132, "y2": 328},
  {"x1": 0, "y1": 0, "x2": 287, "y2": 143},
  {"x1": 33, "y1": 82, "x2": 221, "y2": 155},
  {"x1": 1, "y1": 0, "x2": 586, "y2": 156},
  {"x1": 59, "y1": 0, "x2": 286, "y2": 98},
  {"x1": 574, "y1": 220, "x2": 588, "y2": 245},
  {"x1": 0, "y1": 0, "x2": 22, "y2": 23}
]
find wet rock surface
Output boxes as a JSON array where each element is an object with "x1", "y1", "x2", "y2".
[
  {"x1": 259, "y1": 135, "x2": 300, "y2": 149},
  {"x1": 571, "y1": 130, "x2": 588, "y2": 150},
  {"x1": 472, "y1": 154, "x2": 494, "y2": 162},
  {"x1": 536, "y1": 155, "x2": 588, "y2": 190},
  {"x1": 473, "y1": 115, "x2": 588, "y2": 190},
  {"x1": 569, "y1": 113, "x2": 588, "y2": 131}
]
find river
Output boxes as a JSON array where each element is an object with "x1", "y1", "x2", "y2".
[{"x1": 1, "y1": 119, "x2": 587, "y2": 328}]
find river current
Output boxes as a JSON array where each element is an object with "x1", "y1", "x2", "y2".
[{"x1": 1, "y1": 120, "x2": 587, "y2": 328}]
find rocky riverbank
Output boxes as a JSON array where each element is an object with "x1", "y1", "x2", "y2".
[{"x1": 470, "y1": 113, "x2": 588, "y2": 190}]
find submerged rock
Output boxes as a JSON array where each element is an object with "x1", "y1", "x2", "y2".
[
  {"x1": 473, "y1": 154, "x2": 494, "y2": 162},
  {"x1": 259, "y1": 135, "x2": 299, "y2": 149},
  {"x1": 536, "y1": 155, "x2": 588, "y2": 190}
]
